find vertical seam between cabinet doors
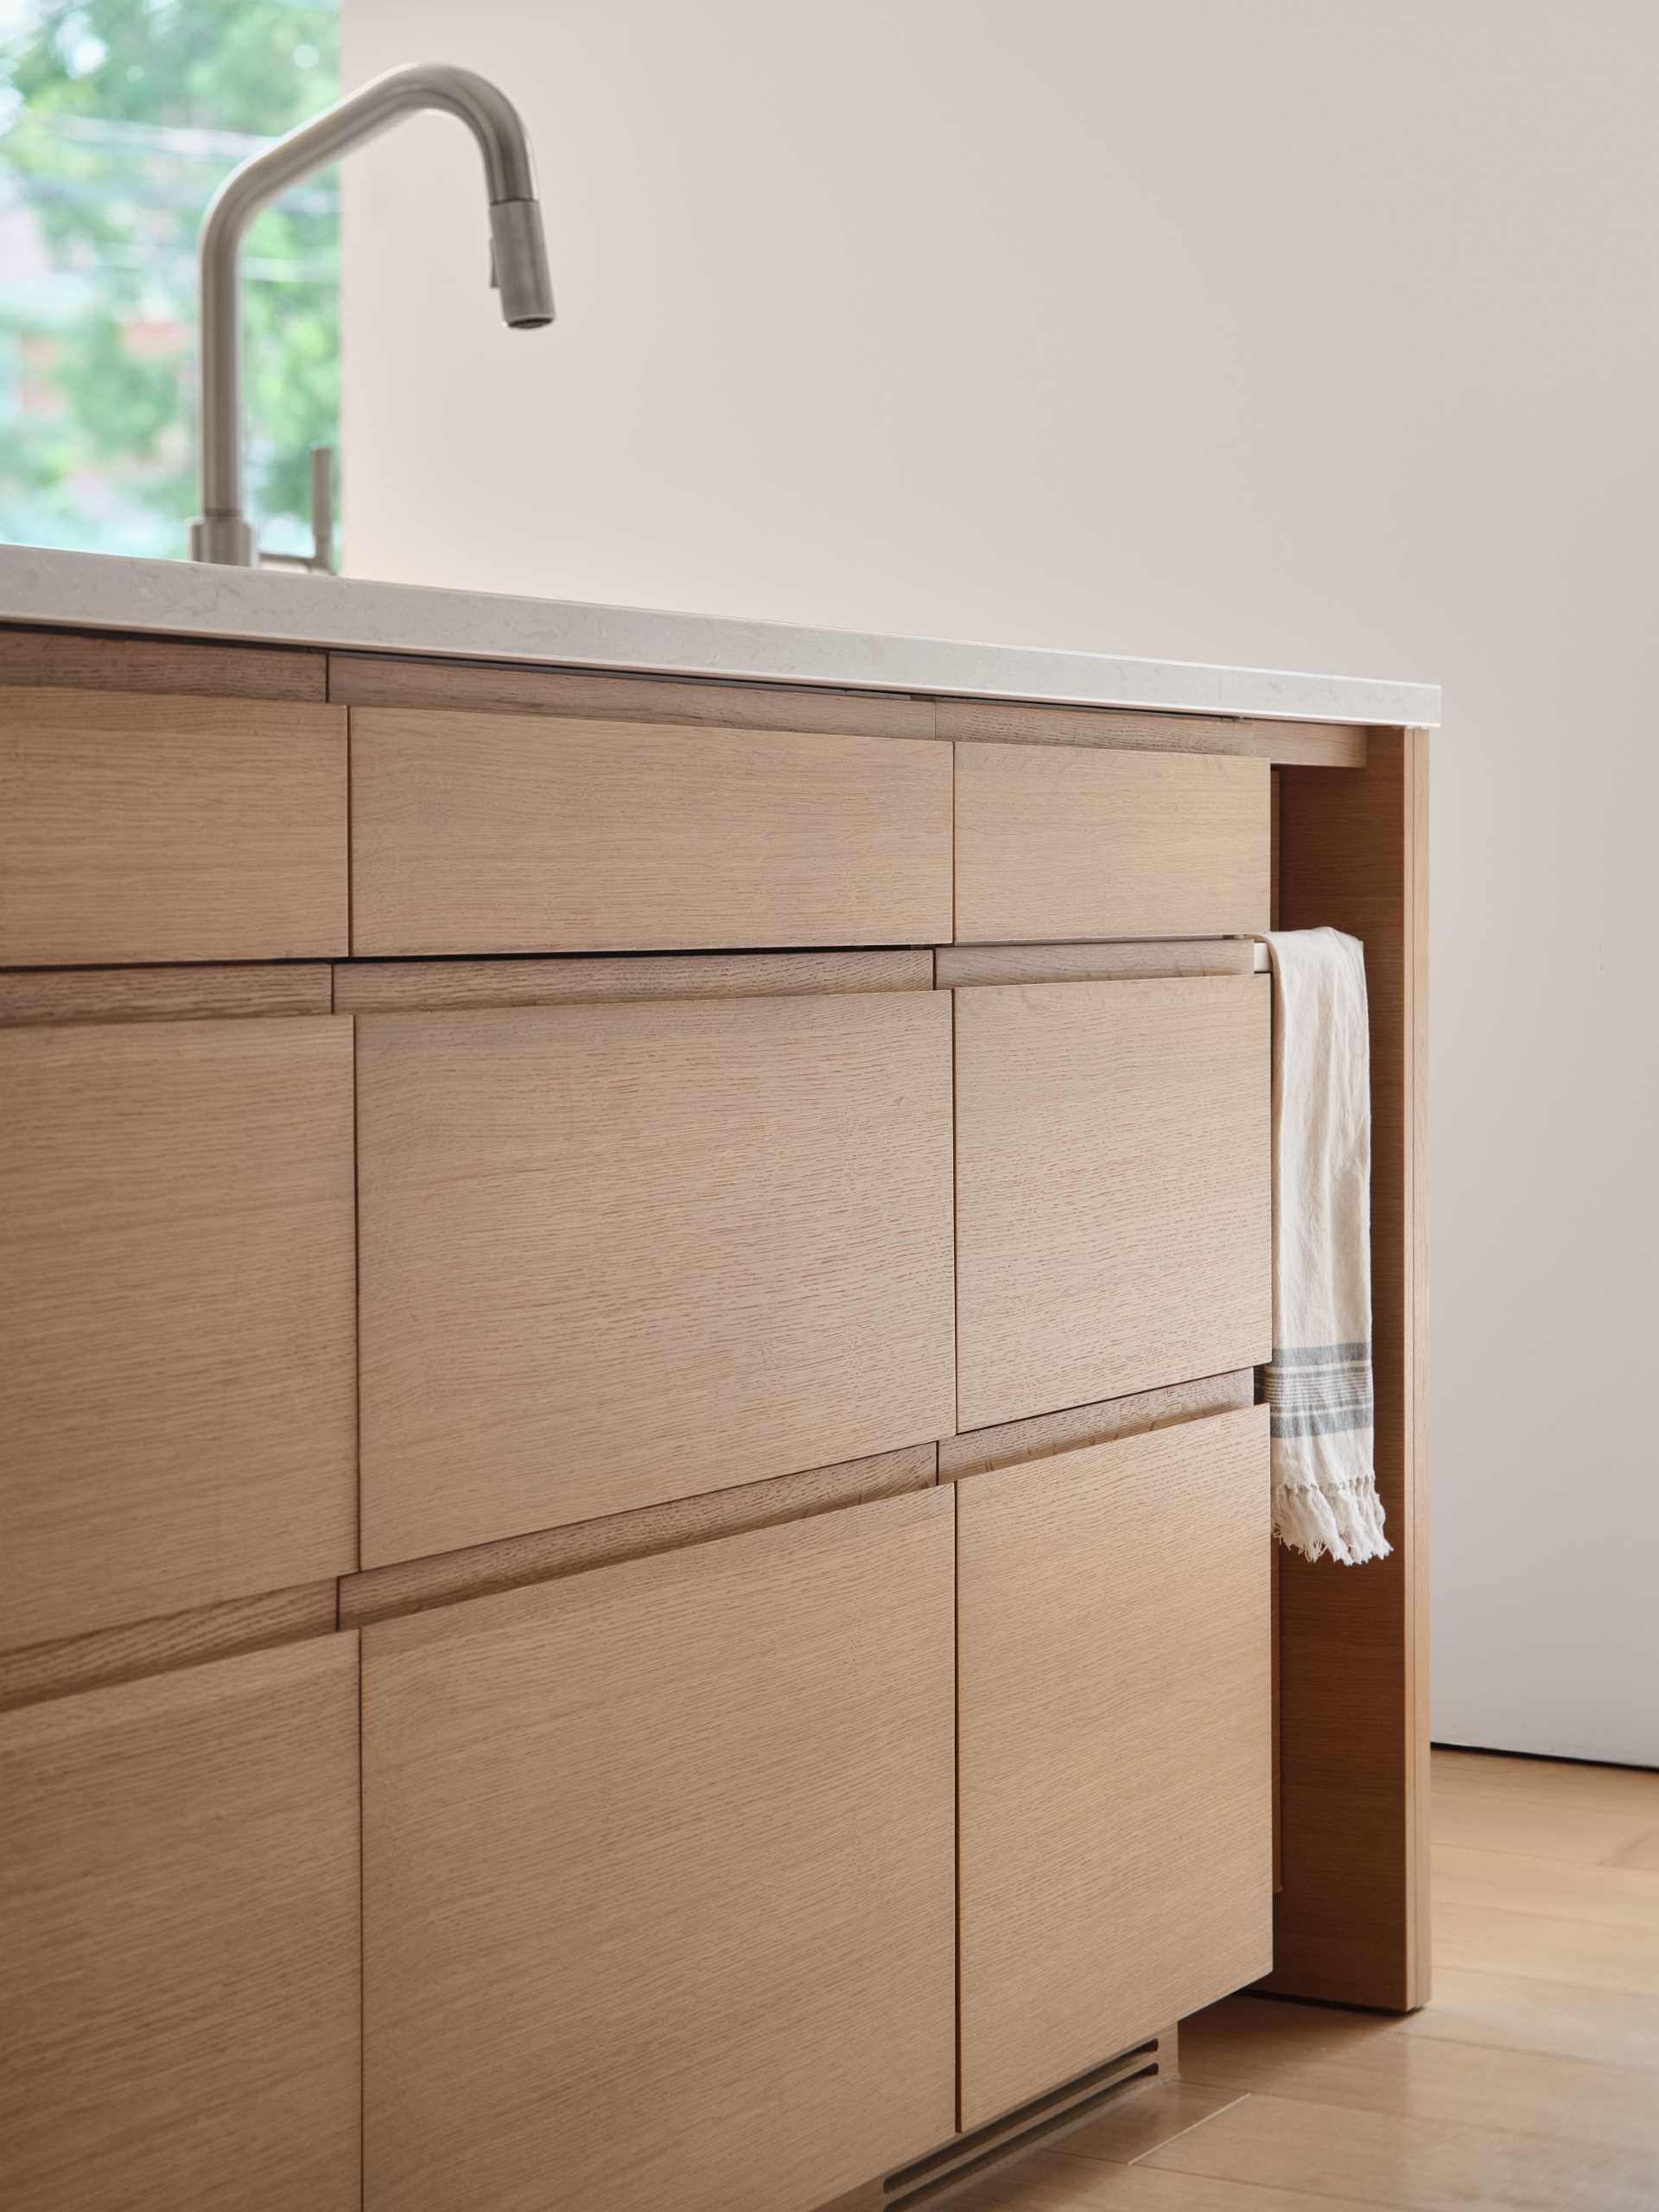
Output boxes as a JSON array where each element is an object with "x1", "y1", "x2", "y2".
[
  {"x1": 950, "y1": 978, "x2": 961, "y2": 1440},
  {"x1": 358, "y1": 1628, "x2": 367, "y2": 2212},
  {"x1": 351, "y1": 1012, "x2": 362, "y2": 1576},
  {"x1": 953, "y1": 1475, "x2": 964, "y2": 2135},
  {"x1": 344, "y1": 703, "x2": 355, "y2": 955},
  {"x1": 950, "y1": 738, "x2": 960, "y2": 948}
]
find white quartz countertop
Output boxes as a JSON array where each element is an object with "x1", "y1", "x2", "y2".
[{"x1": 0, "y1": 545, "x2": 1440, "y2": 728}]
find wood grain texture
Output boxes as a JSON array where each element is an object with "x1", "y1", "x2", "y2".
[
  {"x1": 0, "y1": 962, "x2": 332, "y2": 1026},
  {"x1": 1055, "y1": 2082, "x2": 1243, "y2": 2168},
  {"x1": 940, "y1": 1370, "x2": 1255, "y2": 1481},
  {"x1": 954, "y1": 744, "x2": 1270, "y2": 944},
  {"x1": 1136, "y1": 2088, "x2": 1659, "y2": 2210},
  {"x1": 1430, "y1": 1784, "x2": 1659, "y2": 1869},
  {"x1": 1432, "y1": 1896, "x2": 1659, "y2": 1998},
  {"x1": 0, "y1": 686, "x2": 347, "y2": 964},
  {"x1": 363, "y1": 1486, "x2": 957, "y2": 2212},
  {"x1": 328, "y1": 648, "x2": 937, "y2": 737},
  {"x1": 936, "y1": 940, "x2": 1258, "y2": 988},
  {"x1": 1267, "y1": 728, "x2": 1430, "y2": 2011},
  {"x1": 340, "y1": 1439, "x2": 937, "y2": 1628},
  {"x1": 875, "y1": 2032, "x2": 1185, "y2": 2212},
  {"x1": 936, "y1": 696, "x2": 1367, "y2": 769},
  {"x1": 935, "y1": 2152, "x2": 1351, "y2": 2210},
  {"x1": 357, "y1": 990, "x2": 956, "y2": 1565},
  {"x1": 1407, "y1": 1967, "x2": 1659, "y2": 2073},
  {"x1": 0, "y1": 1580, "x2": 338, "y2": 1711},
  {"x1": 0, "y1": 621, "x2": 326, "y2": 701},
  {"x1": 333, "y1": 945, "x2": 931, "y2": 1014},
  {"x1": 1432, "y1": 1748, "x2": 1659, "y2": 1818},
  {"x1": 954, "y1": 977, "x2": 1270, "y2": 1431},
  {"x1": 960, "y1": 1755, "x2": 1659, "y2": 2209},
  {"x1": 1185, "y1": 1982, "x2": 1659, "y2": 2153},
  {"x1": 957, "y1": 1407, "x2": 1273, "y2": 2130},
  {"x1": 0, "y1": 1017, "x2": 357, "y2": 1647},
  {"x1": 348, "y1": 706, "x2": 952, "y2": 954},
  {"x1": 0, "y1": 1635, "x2": 360, "y2": 2212}
]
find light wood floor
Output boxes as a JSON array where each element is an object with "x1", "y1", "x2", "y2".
[{"x1": 954, "y1": 1746, "x2": 1659, "y2": 2212}]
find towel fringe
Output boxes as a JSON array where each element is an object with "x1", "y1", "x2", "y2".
[{"x1": 1274, "y1": 1472, "x2": 1392, "y2": 1567}]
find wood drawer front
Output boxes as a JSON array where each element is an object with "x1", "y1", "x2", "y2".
[
  {"x1": 954, "y1": 741, "x2": 1269, "y2": 942},
  {"x1": 957, "y1": 1406, "x2": 1273, "y2": 2128},
  {"x1": 357, "y1": 989, "x2": 957, "y2": 1565},
  {"x1": 0, "y1": 1018, "x2": 358, "y2": 1648},
  {"x1": 0, "y1": 1636, "x2": 361, "y2": 2212},
  {"x1": 955, "y1": 975, "x2": 1270, "y2": 1431},
  {"x1": 0, "y1": 687, "x2": 347, "y2": 964},
  {"x1": 348, "y1": 706, "x2": 953, "y2": 953},
  {"x1": 363, "y1": 1486, "x2": 957, "y2": 2212}
]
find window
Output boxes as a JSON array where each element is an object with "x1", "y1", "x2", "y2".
[{"x1": 0, "y1": 0, "x2": 338, "y2": 560}]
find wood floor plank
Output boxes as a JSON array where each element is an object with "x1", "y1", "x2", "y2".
[
  {"x1": 1138, "y1": 2089, "x2": 1659, "y2": 2210},
  {"x1": 1433, "y1": 1751, "x2": 1659, "y2": 1819},
  {"x1": 961, "y1": 1750, "x2": 1659, "y2": 2209},
  {"x1": 1432, "y1": 1897, "x2": 1659, "y2": 1996},
  {"x1": 1398, "y1": 1965, "x2": 1659, "y2": 2070},
  {"x1": 1058, "y1": 2082, "x2": 1248, "y2": 2166},
  {"x1": 1179, "y1": 1996, "x2": 1397, "y2": 2080},
  {"x1": 1180, "y1": 1995, "x2": 1659, "y2": 2154},
  {"x1": 1428, "y1": 1785, "x2": 1656, "y2": 1866},
  {"x1": 1432, "y1": 1843, "x2": 1659, "y2": 1931},
  {"x1": 944, "y1": 2144, "x2": 1368, "y2": 2211}
]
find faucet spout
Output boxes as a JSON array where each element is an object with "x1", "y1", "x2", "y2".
[{"x1": 191, "y1": 62, "x2": 554, "y2": 567}]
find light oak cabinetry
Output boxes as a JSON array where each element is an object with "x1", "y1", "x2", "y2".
[
  {"x1": 356, "y1": 988, "x2": 955, "y2": 1564},
  {"x1": 957, "y1": 1406, "x2": 1274, "y2": 2129},
  {"x1": 363, "y1": 1486, "x2": 957, "y2": 2212},
  {"x1": 348, "y1": 706, "x2": 953, "y2": 953},
  {"x1": 954, "y1": 741, "x2": 1269, "y2": 943},
  {"x1": 0, "y1": 620, "x2": 1431, "y2": 2212},
  {"x1": 0, "y1": 1636, "x2": 361, "y2": 2212},
  {"x1": 955, "y1": 975, "x2": 1272, "y2": 1431},
  {"x1": 0, "y1": 1014, "x2": 358, "y2": 1647},
  {"x1": 0, "y1": 686, "x2": 346, "y2": 965}
]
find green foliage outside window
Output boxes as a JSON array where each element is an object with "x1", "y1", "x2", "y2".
[{"x1": 0, "y1": 0, "x2": 339, "y2": 558}]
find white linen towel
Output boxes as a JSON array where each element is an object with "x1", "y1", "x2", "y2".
[{"x1": 1263, "y1": 928, "x2": 1390, "y2": 1565}]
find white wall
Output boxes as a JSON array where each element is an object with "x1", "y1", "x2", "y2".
[{"x1": 342, "y1": 0, "x2": 1659, "y2": 1765}]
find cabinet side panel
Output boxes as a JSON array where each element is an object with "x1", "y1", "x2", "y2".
[{"x1": 1269, "y1": 729, "x2": 1430, "y2": 2009}]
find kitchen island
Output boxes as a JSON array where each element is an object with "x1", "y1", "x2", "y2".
[{"x1": 0, "y1": 544, "x2": 1436, "y2": 2212}]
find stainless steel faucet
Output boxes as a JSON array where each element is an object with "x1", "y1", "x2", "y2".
[{"x1": 189, "y1": 62, "x2": 554, "y2": 568}]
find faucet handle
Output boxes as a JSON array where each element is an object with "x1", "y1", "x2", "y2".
[{"x1": 256, "y1": 445, "x2": 335, "y2": 575}]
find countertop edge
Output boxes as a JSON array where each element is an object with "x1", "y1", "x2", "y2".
[{"x1": 0, "y1": 546, "x2": 1442, "y2": 728}]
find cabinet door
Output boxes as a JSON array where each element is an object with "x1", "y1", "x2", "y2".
[
  {"x1": 357, "y1": 989, "x2": 956, "y2": 1565},
  {"x1": 349, "y1": 707, "x2": 953, "y2": 953},
  {"x1": 0, "y1": 1636, "x2": 361, "y2": 2212},
  {"x1": 363, "y1": 1486, "x2": 957, "y2": 2212},
  {"x1": 0, "y1": 686, "x2": 346, "y2": 964},
  {"x1": 957, "y1": 1407, "x2": 1273, "y2": 2129},
  {"x1": 954, "y1": 741, "x2": 1268, "y2": 943},
  {"x1": 0, "y1": 1017, "x2": 358, "y2": 1647},
  {"x1": 955, "y1": 976, "x2": 1270, "y2": 1430}
]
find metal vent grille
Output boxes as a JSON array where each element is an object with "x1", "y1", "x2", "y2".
[{"x1": 880, "y1": 2037, "x2": 1166, "y2": 2209}]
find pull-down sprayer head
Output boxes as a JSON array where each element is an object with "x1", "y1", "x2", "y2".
[
  {"x1": 191, "y1": 61, "x2": 554, "y2": 565},
  {"x1": 490, "y1": 199, "x2": 556, "y2": 329}
]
